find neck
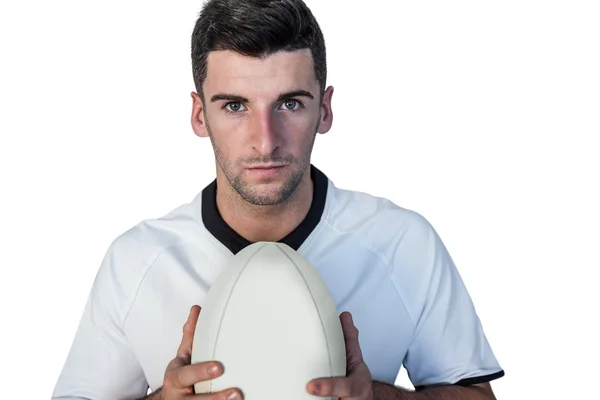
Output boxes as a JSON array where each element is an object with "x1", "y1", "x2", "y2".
[{"x1": 215, "y1": 168, "x2": 314, "y2": 243}]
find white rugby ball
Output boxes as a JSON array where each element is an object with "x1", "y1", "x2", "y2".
[{"x1": 191, "y1": 241, "x2": 346, "y2": 399}]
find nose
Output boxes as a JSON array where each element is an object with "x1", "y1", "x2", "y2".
[{"x1": 250, "y1": 108, "x2": 280, "y2": 156}]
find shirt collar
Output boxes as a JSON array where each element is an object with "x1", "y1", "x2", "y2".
[{"x1": 201, "y1": 164, "x2": 328, "y2": 254}]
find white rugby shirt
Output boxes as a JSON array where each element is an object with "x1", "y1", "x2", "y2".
[{"x1": 52, "y1": 165, "x2": 504, "y2": 399}]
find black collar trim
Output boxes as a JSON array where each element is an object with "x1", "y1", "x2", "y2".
[{"x1": 201, "y1": 164, "x2": 328, "y2": 255}]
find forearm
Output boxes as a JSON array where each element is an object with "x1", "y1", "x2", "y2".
[{"x1": 373, "y1": 381, "x2": 495, "y2": 400}]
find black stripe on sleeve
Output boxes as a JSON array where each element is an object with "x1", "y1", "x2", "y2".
[
  {"x1": 414, "y1": 370, "x2": 505, "y2": 391},
  {"x1": 455, "y1": 370, "x2": 505, "y2": 386}
]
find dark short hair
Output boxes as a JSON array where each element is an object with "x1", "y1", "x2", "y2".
[{"x1": 191, "y1": 0, "x2": 327, "y2": 100}]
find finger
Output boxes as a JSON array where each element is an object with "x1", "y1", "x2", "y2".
[
  {"x1": 340, "y1": 312, "x2": 364, "y2": 366},
  {"x1": 194, "y1": 387, "x2": 244, "y2": 400},
  {"x1": 340, "y1": 312, "x2": 359, "y2": 343},
  {"x1": 307, "y1": 376, "x2": 357, "y2": 398},
  {"x1": 177, "y1": 305, "x2": 201, "y2": 359},
  {"x1": 165, "y1": 361, "x2": 223, "y2": 390}
]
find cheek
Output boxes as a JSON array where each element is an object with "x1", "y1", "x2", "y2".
[
  {"x1": 275, "y1": 113, "x2": 318, "y2": 144},
  {"x1": 206, "y1": 112, "x2": 247, "y2": 151},
  {"x1": 208, "y1": 109, "x2": 243, "y2": 136}
]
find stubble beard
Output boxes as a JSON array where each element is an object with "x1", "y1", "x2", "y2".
[{"x1": 205, "y1": 115, "x2": 319, "y2": 206}]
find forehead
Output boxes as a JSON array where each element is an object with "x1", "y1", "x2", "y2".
[{"x1": 203, "y1": 49, "x2": 318, "y2": 96}]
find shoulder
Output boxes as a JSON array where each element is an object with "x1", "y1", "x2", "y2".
[
  {"x1": 322, "y1": 181, "x2": 454, "y2": 322},
  {"x1": 322, "y1": 180, "x2": 438, "y2": 265},
  {"x1": 114, "y1": 193, "x2": 206, "y2": 257},
  {"x1": 93, "y1": 192, "x2": 207, "y2": 322},
  {"x1": 322, "y1": 179, "x2": 467, "y2": 324}
]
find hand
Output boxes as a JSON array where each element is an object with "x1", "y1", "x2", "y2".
[
  {"x1": 161, "y1": 305, "x2": 243, "y2": 399},
  {"x1": 307, "y1": 312, "x2": 374, "y2": 399}
]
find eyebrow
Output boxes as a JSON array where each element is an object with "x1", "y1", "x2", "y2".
[{"x1": 210, "y1": 90, "x2": 315, "y2": 103}]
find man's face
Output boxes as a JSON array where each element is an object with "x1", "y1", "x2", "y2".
[{"x1": 191, "y1": 49, "x2": 333, "y2": 206}]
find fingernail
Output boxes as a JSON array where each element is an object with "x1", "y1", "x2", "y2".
[
  {"x1": 208, "y1": 364, "x2": 219, "y2": 376},
  {"x1": 312, "y1": 383, "x2": 321, "y2": 395},
  {"x1": 227, "y1": 391, "x2": 240, "y2": 400}
]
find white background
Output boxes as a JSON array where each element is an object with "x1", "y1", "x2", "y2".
[{"x1": 1, "y1": 0, "x2": 599, "y2": 398}]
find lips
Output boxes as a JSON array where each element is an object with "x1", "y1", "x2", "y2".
[
  {"x1": 246, "y1": 164, "x2": 288, "y2": 178},
  {"x1": 248, "y1": 165, "x2": 286, "y2": 170}
]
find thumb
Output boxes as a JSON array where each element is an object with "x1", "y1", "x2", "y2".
[
  {"x1": 176, "y1": 305, "x2": 201, "y2": 360},
  {"x1": 340, "y1": 312, "x2": 364, "y2": 369}
]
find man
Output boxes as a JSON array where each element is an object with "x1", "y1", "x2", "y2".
[{"x1": 52, "y1": 0, "x2": 504, "y2": 399}]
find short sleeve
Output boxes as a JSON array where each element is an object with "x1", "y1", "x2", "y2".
[
  {"x1": 394, "y1": 214, "x2": 504, "y2": 389},
  {"x1": 52, "y1": 239, "x2": 149, "y2": 399}
]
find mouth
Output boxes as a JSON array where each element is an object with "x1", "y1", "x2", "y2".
[
  {"x1": 245, "y1": 164, "x2": 289, "y2": 178},
  {"x1": 247, "y1": 164, "x2": 288, "y2": 170}
]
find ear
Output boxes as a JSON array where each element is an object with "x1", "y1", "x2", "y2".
[
  {"x1": 317, "y1": 86, "x2": 334, "y2": 134},
  {"x1": 191, "y1": 92, "x2": 209, "y2": 138}
]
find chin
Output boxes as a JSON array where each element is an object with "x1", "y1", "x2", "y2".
[
  {"x1": 233, "y1": 174, "x2": 305, "y2": 206},
  {"x1": 222, "y1": 161, "x2": 308, "y2": 206},
  {"x1": 236, "y1": 183, "x2": 293, "y2": 206}
]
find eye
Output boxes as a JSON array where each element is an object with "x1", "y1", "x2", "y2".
[
  {"x1": 279, "y1": 99, "x2": 302, "y2": 111},
  {"x1": 224, "y1": 102, "x2": 247, "y2": 113}
]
